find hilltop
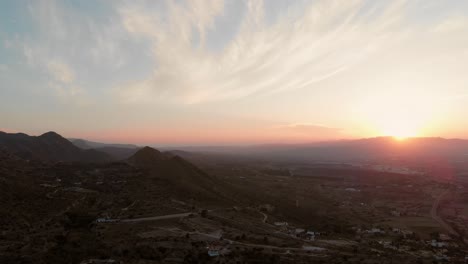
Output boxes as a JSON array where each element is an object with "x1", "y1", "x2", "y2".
[{"x1": 127, "y1": 146, "x2": 233, "y2": 203}]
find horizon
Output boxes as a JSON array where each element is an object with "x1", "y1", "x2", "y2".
[
  {"x1": 3, "y1": 129, "x2": 468, "y2": 148},
  {"x1": 2, "y1": 0, "x2": 468, "y2": 144}
]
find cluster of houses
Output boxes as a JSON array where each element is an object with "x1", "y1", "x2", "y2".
[
  {"x1": 353, "y1": 227, "x2": 386, "y2": 235},
  {"x1": 430, "y1": 240, "x2": 449, "y2": 248},
  {"x1": 206, "y1": 241, "x2": 230, "y2": 257},
  {"x1": 80, "y1": 259, "x2": 118, "y2": 264},
  {"x1": 353, "y1": 226, "x2": 416, "y2": 237},
  {"x1": 273, "y1": 222, "x2": 320, "y2": 241},
  {"x1": 95, "y1": 217, "x2": 120, "y2": 223}
]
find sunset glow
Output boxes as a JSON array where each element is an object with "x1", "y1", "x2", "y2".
[
  {"x1": 379, "y1": 118, "x2": 421, "y2": 140},
  {"x1": 1, "y1": 0, "x2": 468, "y2": 145}
]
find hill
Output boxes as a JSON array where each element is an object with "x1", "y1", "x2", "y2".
[
  {"x1": 0, "y1": 131, "x2": 111, "y2": 163},
  {"x1": 127, "y1": 146, "x2": 232, "y2": 203}
]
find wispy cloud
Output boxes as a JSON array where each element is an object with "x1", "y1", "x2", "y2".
[
  {"x1": 117, "y1": 0, "x2": 412, "y2": 104},
  {"x1": 12, "y1": 0, "x2": 133, "y2": 104},
  {"x1": 10, "y1": 0, "x2": 468, "y2": 107},
  {"x1": 2, "y1": 0, "x2": 468, "y2": 142},
  {"x1": 47, "y1": 61, "x2": 75, "y2": 84}
]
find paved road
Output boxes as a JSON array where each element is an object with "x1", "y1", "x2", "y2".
[
  {"x1": 430, "y1": 189, "x2": 456, "y2": 235},
  {"x1": 121, "y1": 212, "x2": 192, "y2": 223}
]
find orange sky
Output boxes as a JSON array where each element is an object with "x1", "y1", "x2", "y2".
[{"x1": 1, "y1": 1, "x2": 468, "y2": 145}]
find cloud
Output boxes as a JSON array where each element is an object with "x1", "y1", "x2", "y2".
[
  {"x1": 13, "y1": 0, "x2": 131, "y2": 104},
  {"x1": 433, "y1": 15, "x2": 468, "y2": 33},
  {"x1": 116, "y1": 0, "x2": 412, "y2": 104},
  {"x1": 9, "y1": 0, "x2": 468, "y2": 111},
  {"x1": 47, "y1": 61, "x2": 75, "y2": 84}
]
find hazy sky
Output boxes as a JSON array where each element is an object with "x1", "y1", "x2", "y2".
[{"x1": 1, "y1": 0, "x2": 468, "y2": 145}]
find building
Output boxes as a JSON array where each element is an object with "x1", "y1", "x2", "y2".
[
  {"x1": 274, "y1": 222, "x2": 288, "y2": 226},
  {"x1": 366, "y1": 228, "x2": 385, "y2": 234},
  {"x1": 430, "y1": 240, "x2": 448, "y2": 248},
  {"x1": 391, "y1": 210, "x2": 401, "y2": 217},
  {"x1": 306, "y1": 231, "x2": 317, "y2": 241},
  {"x1": 96, "y1": 217, "x2": 120, "y2": 223},
  {"x1": 207, "y1": 241, "x2": 225, "y2": 257},
  {"x1": 295, "y1": 228, "x2": 305, "y2": 234},
  {"x1": 80, "y1": 259, "x2": 117, "y2": 264}
]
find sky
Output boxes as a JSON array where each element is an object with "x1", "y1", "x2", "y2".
[{"x1": 1, "y1": 0, "x2": 468, "y2": 146}]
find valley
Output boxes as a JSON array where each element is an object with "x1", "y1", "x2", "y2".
[{"x1": 1, "y1": 132, "x2": 468, "y2": 263}]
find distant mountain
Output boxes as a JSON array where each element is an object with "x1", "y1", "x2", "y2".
[
  {"x1": 177, "y1": 137, "x2": 468, "y2": 163},
  {"x1": 127, "y1": 146, "x2": 168, "y2": 167},
  {"x1": 0, "y1": 131, "x2": 111, "y2": 163},
  {"x1": 69, "y1": 138, "x2": 138, "y2": 149},
  {"x1": 70, "y1": 138, "x2": 140, "y2": 160},
  {"x1": 266, "y1": 137, "x2": 468, "y2": 161},
  {"x1": 93, "y1": 146, "x2": 139, "y2": 160}
]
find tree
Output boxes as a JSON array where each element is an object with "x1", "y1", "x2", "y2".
[{"x1": 200, "y1": 210, "x2": 208, "y2": 218}]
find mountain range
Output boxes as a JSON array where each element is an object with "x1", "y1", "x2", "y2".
[
  {"x1": 69, "y1": 138, "x2": 140, "y2": 160},
  {"x1": 177, "y1": 137, "x2": 468, "y2": 163},
  {"x1": 0, "y1": 131, "x2": 231, "y2": 202},
  {"x1": 0, "y1": 131, "x2": 111, "y2": 163}
]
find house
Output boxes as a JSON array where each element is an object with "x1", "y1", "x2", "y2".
[
  {"x1": 305, "y1": 231, "x2": 317, "y2": 241},
  {"x1": 274, "y1": 222, "x2": 288, "y2": 227},
  {"x1": 295, "y1": 228, "x2": 305, "y2": 234},
  {"x1": 80, "y1": 259, "x2": 117, "y2": 264},
  {"x1": 96, "y1": 217, "x2": 120, "y2": 223},
  {"x1": 207, "y1": 241, "x2": 225, "y2": 257},
  {"x1": 208, "y1": 250, "x2": 219, "y2": 257},
  {"x1": 379, "y1": 241, "x2": 395, "y2": 249},
  {"x1": 434, "y1": 254, "x2": 449, "y2": 261},
  {"x1": 439, "y1": 234, "x2": 451, "y2": 241},
  {"x1": 259, "y1": 204, "x2": 275, "y2": 213},
  {"x1": 391, "y1": 210, "x2": 401, "y2": 217},
  {"x1": 366, "y1": 228, "x2": 384, "y2": 234},
  {"x1": 401, "y1": 230, "x2": 414, "y2": 237},
  {"x1": 430, "y1": 240, "x2": 448, "y2": 248}
]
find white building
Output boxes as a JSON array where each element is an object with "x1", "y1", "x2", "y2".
[
  {"x1": 431, "y1": 240, "x2": 448, "y2": 248},
  {"x1": 274, "y1": 222, "x2": 289, "y2": 226},
  {"x1": 295, "y1": 228, "x2": 305, "y2": 234}
]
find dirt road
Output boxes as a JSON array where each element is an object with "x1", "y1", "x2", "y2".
[
  {"x1": 430, "y1": 189, "x2": 456, "y2": 235},
  {"x1": 121, "y1": 212, "x2": 192, "y2": 223}
]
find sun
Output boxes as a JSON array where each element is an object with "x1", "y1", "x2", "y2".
[
  {"x1": 379, "y1": 120, "x2": 419, "y2": 140},
  {"x1": 389, "y1": 132, "x2": 411, "y2": 141},
  {"x1": 357, "y1": 87, "x2": 437, "y2": 141},
  {"x1": 363, "y1": 110, "x2": 421, "y2": 140}
]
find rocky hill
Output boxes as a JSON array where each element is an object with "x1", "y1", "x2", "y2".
[{"x1": 127, "y1": 146, "x2": 231, "y2": 203}]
